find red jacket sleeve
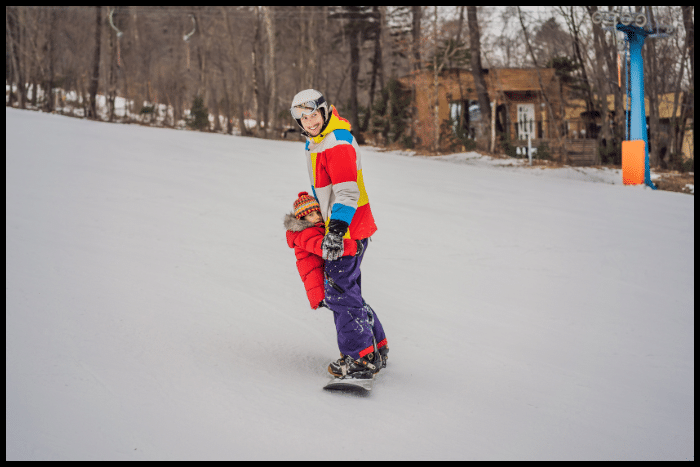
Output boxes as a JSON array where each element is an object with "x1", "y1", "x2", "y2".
[{"x1": 290, "y1": 225, "x2": 357, "y2": 256}]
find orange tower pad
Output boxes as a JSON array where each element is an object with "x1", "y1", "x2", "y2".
[{"x1": 622, "y1": 140, "x2": 645, "y2": 185}]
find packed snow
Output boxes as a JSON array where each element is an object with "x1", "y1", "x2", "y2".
[{"x1": 5, "y1": 108, "x2": 694, "y2": 460}]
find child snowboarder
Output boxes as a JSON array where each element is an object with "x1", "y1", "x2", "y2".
[{"x1": 284, "y1": 191, "x2": 359, "y2": 310}]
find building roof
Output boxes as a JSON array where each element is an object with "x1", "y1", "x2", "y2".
[
  {"x1": 401, "y1": 67, "x2": 558, "y2": 94},
  {"x1": 487, "y1": 68, "x2": 557, "y2": 93}
]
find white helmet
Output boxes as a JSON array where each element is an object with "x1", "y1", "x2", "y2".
[{"x1": 290, "y1": 89, "x2": 330, "y2": 135}]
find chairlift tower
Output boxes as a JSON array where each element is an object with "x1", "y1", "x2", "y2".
[{"x1": 592, "y1": 8, "x2": 675, "y2": 189}]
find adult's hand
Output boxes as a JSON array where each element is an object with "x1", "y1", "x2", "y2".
[{"x1": 322, "y1": 219, "x2": 349, "y2": 261}]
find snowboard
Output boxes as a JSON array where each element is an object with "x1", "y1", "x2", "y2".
[{"x1": 323, "y1": 374, "x2": 374, "y2": 393}]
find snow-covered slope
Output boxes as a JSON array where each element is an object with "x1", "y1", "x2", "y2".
[{"x1": 6, "y1": 108, "x2": 694, "y2": 460}]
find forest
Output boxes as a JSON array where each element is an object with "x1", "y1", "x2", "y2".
[{"x1": 5, "y1": 6, "x2": 694, "y2": 168}]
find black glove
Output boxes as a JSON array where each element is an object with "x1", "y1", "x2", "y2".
[{"x1": 322, "y1": 219, "x2": 349, "y2": 261}]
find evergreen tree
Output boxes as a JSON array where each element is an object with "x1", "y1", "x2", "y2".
[{"x1": 187, "y1": 95, "x2": 210, "y2": 131}]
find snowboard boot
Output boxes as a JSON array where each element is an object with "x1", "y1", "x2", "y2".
[
  {"x1": 378, "y1": 345, "x2": 389, "y2": 369},
  {"x1": 328, "y1": 352, "x2": 380, "y2": 379}
]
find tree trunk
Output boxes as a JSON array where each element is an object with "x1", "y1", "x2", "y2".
[
  {"x1": 564, "y1": 8, "x2": 595, "y2": 123},
  {"x1": 348, "y1": 14, "x2": 361, "y2": 139},
  {"x1": 44, "y1": 8, "x2": 58, "y2": 112},
  {"x1": 645, "y1": 6, "x2": 661, "y2": 167},
  {"x1": 455, "y1": 6, "x2": 466, "y2": 131},
  {"x1": 677, "y1": 6, "x2": 694, "y2": 159},
  {"x1": 411, "y1": 5, "x2": 422, "y2": 71},
  {"x1": 467, "y1": 6, "x2": 492, "y2": 151},
  {"x1": 222, "y1": 6, "x2": 250, "y2": 137},
  {"x1": 433, "y1": 6, "x2": 439, "y2": 152},
  {"x1": 222, "y1": 78, "x2": 233, "y2": 135},
  {"x1": 586, "y1": 6, "x2": 617, "y2": 160},
  {"x1": 364, "y1": 6, "x2": 383, "y2": 132},
  {"x1": 409, "y1": 6, "x2": 422, "y2": 147},
  {"x1": 88, "y1": 6, "x2": 102, "y2": 120},
  {"x1": 6, "y1": 7, "x2": 27, "y2": 109},
  {"x1": 193, "y1": 10, "x2": 211, "y2": 119},
  {"x1": 682, "y1": 6, "x2": 694, "y2": 85},
  {"x1": 251, "y1": 7, "x2": 261, "y2": 134},
  {"x1": 108, "y1": 15, "x2": 117, "y2": 122},
  {"x1": 263, "y1": 6, "x2": 277, "y2": 137}
]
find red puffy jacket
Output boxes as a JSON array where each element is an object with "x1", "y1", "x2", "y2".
[{"x1": 284, "y1": 212, "x2": 357, "y2": 309}]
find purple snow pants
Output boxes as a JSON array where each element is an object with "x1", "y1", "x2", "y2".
[{"x1": 324, "y1": 238, "x2": 387, "y2": 360}]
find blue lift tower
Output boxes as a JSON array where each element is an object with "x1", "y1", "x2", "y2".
[{"x1": 592, "y1": 8, "x2": 675, "y2": 189}]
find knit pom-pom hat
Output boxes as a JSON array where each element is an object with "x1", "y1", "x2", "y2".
[{"x1": 293, "y1": 192, "x2": 321, "y2": 219}]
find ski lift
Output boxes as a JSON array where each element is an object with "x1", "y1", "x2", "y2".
[
  {"x1": 591, "y1": 9, "x2": 647, "y2": 29},
  {"x1": 590, "y1": 6, "x2": 676, "y2": 189}
]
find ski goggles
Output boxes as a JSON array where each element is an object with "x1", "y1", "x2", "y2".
[{"x1": 290, "y1": 96, "x2": 326, "y2": 120}]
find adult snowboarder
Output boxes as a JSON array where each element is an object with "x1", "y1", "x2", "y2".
[{"x1": 290, "y1": 89, "x2": 389, "y2": 380}]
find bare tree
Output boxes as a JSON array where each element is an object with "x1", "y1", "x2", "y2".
[
  {"x1": 346, "y1": 7, "x2": 363, "y2": 137},
  {"x1": 644, "y1": 6, "x2": 662, "y2": 167},
  {"x1": 557, "y1": 7, "x2": 595, "y2": 120},
  {"x1": 411, "y1": 6, "x2": 422, "y2": 72},
  {"x1": 432, "y1": 6, "x2": 439, "y2": 152},
  {"x1": 263, "y1": 6, "x2": 277, "y2": 136},
  {"x1": 44, "y1": 8, "x2": 58, "y2": 112},
  {"x1": 584, "y1": 6, "x2": 621, "y2": 160},
  {"x1": 297, "y1": 6, "x2": 323, "y2": 90},
  {"x1": 87, "y1": 6, "x2": 102, "y2": 120},
  {"x1": 467, "y1": 6, "x2": 492, "y2": 151},
  {"x1": 222, "y1": 6, "x2": 251, "y2": 136},
  {"x1": 7, "y1": 7, "x2": 27, "y2": 109},
  {"x1": 363, "y1": 6, "x2": 383, "y2": 132},
  {"x1": 673, "y1": 6, "x2": 694, "y2": 160},
  {"x1": 251, "y1": 6, "x2": 262, "y2": 134}
]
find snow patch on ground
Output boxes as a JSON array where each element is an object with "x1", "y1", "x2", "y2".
[{"x1": 6, "y1": 108, "x2": 694, "y2": 460}]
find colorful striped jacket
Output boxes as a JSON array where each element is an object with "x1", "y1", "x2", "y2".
[{"x1": 304, "y1": 106, "x2": 377, "y2": 240}]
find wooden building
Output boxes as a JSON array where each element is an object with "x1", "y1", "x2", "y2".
[
  {"x1": 399, "y1": 67, "x2": 568, "y2": 153},
  {"x1": 566, "y1": 92, "x2": 694, "y2": 162},
  {"x1": 400, "y1": 68, "x2": 693, "y2": 165}
]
